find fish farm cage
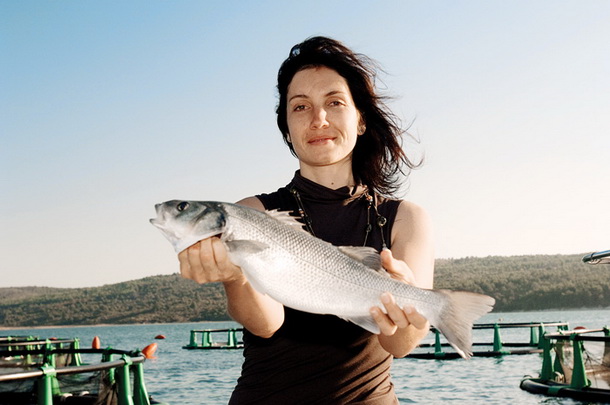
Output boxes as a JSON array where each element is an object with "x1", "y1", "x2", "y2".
[
  {"x1": 409, "y1": 321, "x2": 570, "y2": 359},
  {"x1": 0, "y1": 336, "x2": 167, "y2": 405},
  {"x1": 183, "y1": 328, "x2": 244, "y2": 350},
  {"x1": 520, "y1": 327, "x2": 610, "y2": 402},
  {"x1": 520, "y1": 249, "x2": 610, "y2": 402}
]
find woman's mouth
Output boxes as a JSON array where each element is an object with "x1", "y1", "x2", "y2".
[{"x1": 308, "y1": 137, "x2": 334, "y2": 145}]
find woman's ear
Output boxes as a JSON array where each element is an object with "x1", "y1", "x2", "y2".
[
  {"x1": 357, "y1": 112, "x2": 366, "y2": 135},
  {"x1": 357, "y1": 121, "x2": 366, "y2": 136},
  {"x1": 286, "y1": 132, "x2": 292, "y2": 143}
]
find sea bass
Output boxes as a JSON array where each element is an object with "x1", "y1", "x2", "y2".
[{"x1": 150, "y1": 200, "x2": 495, "y2": 358}]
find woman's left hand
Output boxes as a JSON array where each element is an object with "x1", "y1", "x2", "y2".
[
  {"x1": 370, "y1": 248, "x2": 428, "y2": 336},
  {"x1": 370, "y1": 293, "x2": 428, "y2": 336}
]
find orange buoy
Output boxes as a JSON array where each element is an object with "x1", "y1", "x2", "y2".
[
  {"x1": 154, "y1": 334, "x2": 166, "y2": 340},
  {"x1": 142, "y1": 343, "x2": 158, "y2": 359},
  {"x1": 92, "y1": 336, "x2": 101, "y2": 349}
]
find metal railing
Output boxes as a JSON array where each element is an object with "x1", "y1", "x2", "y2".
[
  {"x1": 413, "y1": 321, "x2": 570, "y2": 359},
  {"x1": 0, "y1": 344, "x2": 154, "y2": 405}
]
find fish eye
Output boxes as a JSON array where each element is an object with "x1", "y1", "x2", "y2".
[{"x1": 176, "y1": 201, "x2": 190, "y2": 212}]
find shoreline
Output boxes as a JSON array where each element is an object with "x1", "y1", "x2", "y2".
[
  {"x1": 0, "y1": 320, "x2": 236, "y2": 331},
  {"x1": 2, "y1": 308, "x2": 609, "y2": 331}
]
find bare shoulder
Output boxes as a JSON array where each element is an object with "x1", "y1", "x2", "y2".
[
  {"x1": 391, "y1": 200, "x2": 434, "y2": 255},
  {"x1": 235, "y1": 196, "x2": 265, "y2": 211},
  {"x1": 394, "y1": 200, "x2": 432, "y2": 229},
  {"x1": 391, "y1": 200, "x2": 435, "y2": 288}
]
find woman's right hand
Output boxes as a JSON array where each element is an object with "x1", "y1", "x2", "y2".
[
  {"x1": 177, "y1": 197, "x2": 284, "y2": 337},
  {"x1": 179, "y1": 233, "x2": 285, "y2": 338},
  {"x1": 178, "y1": 236, "x2": 244, "y2": 284}
]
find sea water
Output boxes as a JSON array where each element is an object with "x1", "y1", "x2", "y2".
[{"x1": 2, "y1": 309, "x2": 609, "y2": 404}]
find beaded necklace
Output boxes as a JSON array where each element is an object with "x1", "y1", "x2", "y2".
[{"x1": 289, "y1": 186, "x2": 388, "y2": 249}]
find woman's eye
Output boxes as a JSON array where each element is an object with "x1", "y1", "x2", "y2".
[{"x1": 293, "y1": 105, "x2": 306, "y2": 111}]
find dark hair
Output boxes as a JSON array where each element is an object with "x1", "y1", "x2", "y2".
[{"x1": 276, "y1": 36, "x2": 420, "y2": 197}]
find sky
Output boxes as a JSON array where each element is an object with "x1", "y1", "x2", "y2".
[{"x1": 1, "y1": 1, "x2": 609, "y2": 288}]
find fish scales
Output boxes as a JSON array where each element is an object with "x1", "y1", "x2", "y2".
[
  {"x1": 151, "y1": 200, "x2": 496, "y2": 358},
  {"x1": 225, "y1": 203, "x2": 437, "y2": 317}
]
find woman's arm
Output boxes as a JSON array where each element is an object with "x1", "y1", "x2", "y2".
[
  {"x1": 178, "y1": 197, "x2": 284, "y2": 338},
  {"x1": 370, "y1": 201, "x2": 435, "y2": 357}
]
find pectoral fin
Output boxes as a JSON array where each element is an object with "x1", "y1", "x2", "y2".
[
  {"x1": 224, "y1": 239, "x2": 271, "y2": 296},
  {"x1": 225, "y1": 240, "x2": 269, "y2": 254}
]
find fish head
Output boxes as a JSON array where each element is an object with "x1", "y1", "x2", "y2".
[{"x1": 150, "y1": 200, "x2": 227, "y2": 253}]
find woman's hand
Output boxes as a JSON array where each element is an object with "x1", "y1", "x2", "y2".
[
  {"x1": 379, "y1": 248, "x2": 415, "y2": 284},
  {"x1": 370, "y1": 247, "x2": 431, "y2": 357},
  {"x1": 370, "y1": 293, "x2": 428, "y2": 336},
  {"x1": 176, "y1": 197, "x2": 284, "y2": 338},
  {"x1": 370, "y1": 249, "x2": 428, "y2": 335},
  {"x1": 178, "y1": 236, "x2": 244, "y2": 284}
]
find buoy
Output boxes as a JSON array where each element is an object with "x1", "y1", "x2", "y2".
[
  {"x1": 154, "y1": 334, "x2": 166, "y2": 340},
  {"x1": 92, "y1": 336, "x2": 101, "y2": 349},
  {"x1": 142, "y1": 343, "x2": 158, "y2": 359}
]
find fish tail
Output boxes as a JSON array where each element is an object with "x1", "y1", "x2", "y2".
[{"x1": 432, "y1": 290, "x2": 495, "y2": 359}]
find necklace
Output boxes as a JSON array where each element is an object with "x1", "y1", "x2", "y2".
[
  {"x1": 290, "y1": 186, "x2": 315, "y2": 235},
  {"x1": 289, "y1": 186, "x2": 388, "y2": 249}
]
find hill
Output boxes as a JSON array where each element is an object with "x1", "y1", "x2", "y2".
[
  {"x1": 1, "y1": 253, "x2": 608, "y2": 328},
  {"x1": 434, "y1": 253, "x2": 610, "y2": 309},
  {"x1": 0, "y1": 274, "x2": 228, "y2": 327}
]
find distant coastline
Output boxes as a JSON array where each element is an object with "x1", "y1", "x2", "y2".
[
  {"x1": 1, "y1": 254, "x2": 609, "y2": 328},
  {"x1": 0, "y1": 324, "x2": 115, "y2": 331},
  {"x1": 0, "y1": 320, "x2": 231, "y2": 331}
]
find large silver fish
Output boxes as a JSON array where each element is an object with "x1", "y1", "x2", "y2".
[{"x1": 150, "y1": 200, "x2": 495, "y2": 358}]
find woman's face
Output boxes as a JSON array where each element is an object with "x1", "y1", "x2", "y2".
[{"x1": 286, "y1": 66, "x2": 362, "y2": 172}]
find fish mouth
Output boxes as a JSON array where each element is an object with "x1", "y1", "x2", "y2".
[
  {"x1": 149, "y1": 217, "x2": 164, "y2": 229},
  {"x1": 149, "y1": 204, "x2": 166, "y2": 229}
]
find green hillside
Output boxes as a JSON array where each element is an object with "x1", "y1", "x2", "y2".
[
  {"x1": 1, "y1": 253, "x2": 608, "y2": 328},
  {"x1": 434, "y1": 254, "x2": 610, "y2": 310},
  {"x1": 0, "y1": 274, "x2": 228, "y2": 327}
]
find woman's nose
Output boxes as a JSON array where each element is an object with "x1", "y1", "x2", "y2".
[{"x1": 310, "y1": 106, "x2": 329, "y2": 129}]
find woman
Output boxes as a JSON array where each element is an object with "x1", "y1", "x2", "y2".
[{"x1": 179, "y1": 36, "x2": 434, "y2": 404}]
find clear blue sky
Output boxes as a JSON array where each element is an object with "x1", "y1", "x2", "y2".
[{"x1": 2, "y1": 1, "x2": 609, "y2": 288}]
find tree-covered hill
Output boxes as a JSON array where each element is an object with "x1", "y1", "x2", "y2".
[
  {"x1": 1, "y1": 253, "x2": 608, "y2": 328},
  {"x1": 0, "y1": 274, "x2": 228, "y2": 327},
  {"x1": 434, "y1": 253, "x2": 610, "y2": 310}
]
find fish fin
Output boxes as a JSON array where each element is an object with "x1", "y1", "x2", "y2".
[
  {"x1": 224, "y1": 240, "x2": 271, "y2": 296},
  {"x1": 225, "y1": 240, "x2": 269, "y2": 254},
  {"x1": 337, "y1": 246, "x2": 383, "y2": 271},
  {"x1": 266, "y1": 210, "x2": 307, "y2": 231},
  {"x1": 341, "y1": 315, "x2": 380, "y2": 335},
  {"x1": 431, "y1": 290, "x2": 496, "y2": 359}
]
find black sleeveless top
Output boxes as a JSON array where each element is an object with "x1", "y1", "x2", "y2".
[{"x1": 228, "y1": 172, "x2": 402, "y2": 405}]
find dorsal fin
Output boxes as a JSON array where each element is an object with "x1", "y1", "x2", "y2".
[
  {"x1": 338, "y1": 246, "x2": 383, "y2": 271},
  {"x1": 266, "y1": 209, "x2": 307, "y2": 231}
]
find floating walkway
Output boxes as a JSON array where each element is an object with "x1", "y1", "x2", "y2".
[
  {"x1": 0, "y1": 335, "x2": 167, "y2": 405},
  {"x1": 184, "y1": 322, "x2": 570, "y2": 359},
  {"x1": 183, "y1": 328, "x2": 244, "y2": 350},
  {"x1": 409, "y1": 321, "x2": 570, "y2": 359},
  {"x1": 520, "y1": 327, "x2": 610, "y2": 403}
]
